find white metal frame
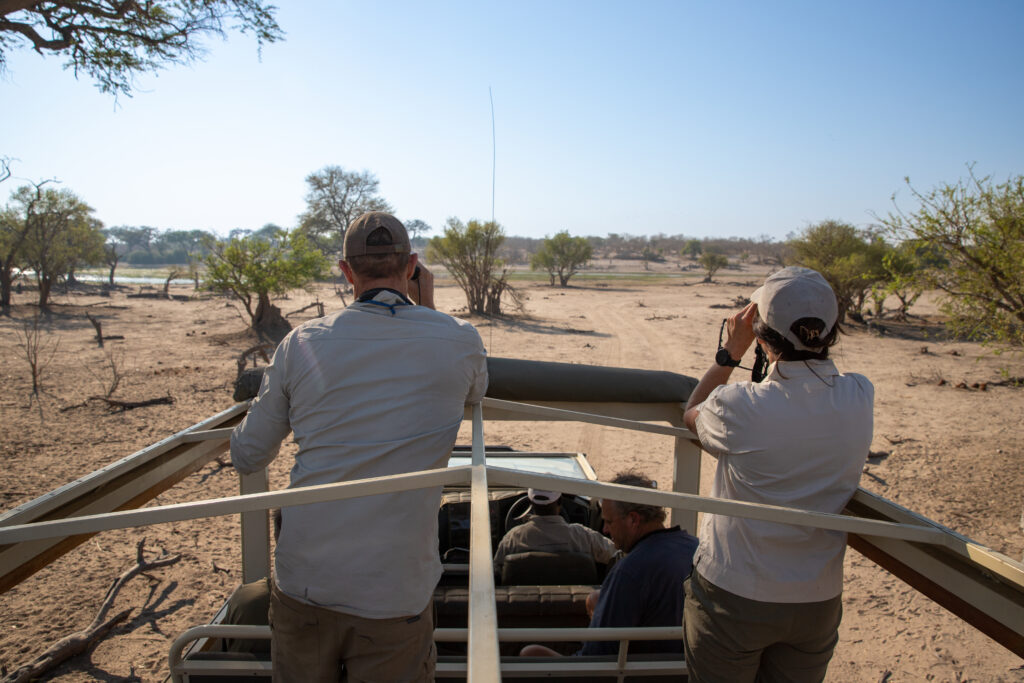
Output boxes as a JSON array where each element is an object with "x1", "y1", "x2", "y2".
[
  {"x1": 167, "y1": 624, "x2": 689, "y2": 681},
  {"x1": 2, "y1": 396, "x2": 1023, "y2": 680}
]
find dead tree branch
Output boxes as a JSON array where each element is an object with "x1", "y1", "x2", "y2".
[
  {"x1": 84, "y1": 312, "x2": 124, "y2": 345},
  {"x1": 334, "y1": 282, "x2": 350, "y2": 307},
  {"x1": 163, "y1": 269, "x2": 184, "y2": 298},
  {"x1": 236, "y1": 342, "x2": 275, "y2": 375},
  {"x1": 286, "y1": 299, "x2": 325, "y2": 318},
  {"x1": 1, "y1": 539, "x2": 181, "y2": 683},
  {"x1": 85, "y1": 311, "x2": 104, "y2": 347}
]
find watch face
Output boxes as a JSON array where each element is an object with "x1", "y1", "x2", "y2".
[{"x1": 715, "y1": 348, "x2": 738, "y2": 367}]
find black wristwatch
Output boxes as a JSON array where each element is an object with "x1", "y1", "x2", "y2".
[{"x1": 715, "y1": 348, "x2": 741, "y2": 368}]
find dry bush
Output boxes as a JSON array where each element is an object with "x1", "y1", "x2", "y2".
[
  {"x1": 87, "y1": 347, "x2": 127, "y2": 398},
  {"x1": 14, "y1": 313, "x2": 60, "y2": 400}
]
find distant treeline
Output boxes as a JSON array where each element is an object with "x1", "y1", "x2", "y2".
[
  {"x1": 111, "y1": 226, "x2": 785, "y2": 267},
  {"x1": 501, "y1": 233, "x2": 787, "y2": 266},
  {"x1": 106, "y1": 225, "x2": 281, "y2": 265}
]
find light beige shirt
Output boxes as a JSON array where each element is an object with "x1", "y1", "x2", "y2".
[
  {"x1": 694, "y1": 359, "x2": 873, "y2": 602},
  {"x1": 232, "y1": 291, "x2": 487, "y2": 619},
  {"x1": 493, "y1": 514, "x2": 619, "y2": 572}
]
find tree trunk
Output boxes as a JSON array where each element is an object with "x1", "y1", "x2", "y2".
[
  {"x1": 108, "y1": 264, "x2": 116, "y2": 286},
  {"x1": 252, "y1": 291, "x2": 291, "y2": 341},
  {"x1": 0, "y1": 266, "x2": 11, "y2": 312},
  {"x1": 38, "y1": 276, "x2": 52, "y2": 310}
]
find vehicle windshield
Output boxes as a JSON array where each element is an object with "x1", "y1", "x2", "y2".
[{"x1": 447, "y1": 454, "x2": 587, "y2": 480}]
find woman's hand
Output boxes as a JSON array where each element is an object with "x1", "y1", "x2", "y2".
[{"x1": 723, "y1": 302, "x2": 758, "y2": 362}]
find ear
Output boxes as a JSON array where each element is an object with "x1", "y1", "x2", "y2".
[
  {"x1": 406, "y1": 253, "x2": 419, "y2": 279},
  {"x1": 339, "y1": 260, "x2": 356, "y2": 285}
]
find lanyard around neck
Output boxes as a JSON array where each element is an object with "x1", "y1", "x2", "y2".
[{"x1": 357, "y1": 288, "x2": 412, "y2": 315}]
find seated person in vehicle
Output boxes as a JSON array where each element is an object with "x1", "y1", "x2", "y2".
[
  {"x1": 521, "y1": 471, "x2": 699, "y2": 656},
  {"x1": 493, "y1": 488, "x2": 620, "y2": 583}
]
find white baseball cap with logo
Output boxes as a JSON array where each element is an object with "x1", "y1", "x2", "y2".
[
  {"x1": 527, "y1": 489, "x2": 560, "y2": 505},
  {"x1": 750, "y1": 267, "x2": 838, "y2": 351}
]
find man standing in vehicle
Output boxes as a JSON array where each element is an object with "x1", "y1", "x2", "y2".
[{"x1": 231, "y1": 212, "x2": 488, "y2": 683}]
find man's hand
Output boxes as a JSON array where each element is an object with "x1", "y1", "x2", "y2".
[{"x1": 409, "y1": 262, "x2": 436, "y2": 310}]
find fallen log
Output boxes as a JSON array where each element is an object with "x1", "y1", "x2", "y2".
[
  {"x1": 126, "y1": 292, "x2": 190, "y2": 301},
  {"x1": 89, "y1": 395, "x2": 174, "y2": 411},
  {"x1": 1, "y1": 539, "x2": 181, "y2": 683}
]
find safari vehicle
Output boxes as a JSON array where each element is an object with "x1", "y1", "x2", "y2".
[{"x1": 1, "y1": 358, "x2": 1022, "y2": 682}]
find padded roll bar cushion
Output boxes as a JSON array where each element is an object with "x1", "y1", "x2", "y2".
[
  {"x1": 484, "y1": 358, "x2": 697, "y2": 403},
  {"x1": 233, "y1": 358, "x2": 698, "y2": 404}
]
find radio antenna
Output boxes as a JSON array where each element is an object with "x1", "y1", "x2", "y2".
[{"x1": 489, "y1": 86, "x2": 496, "y2": 224}]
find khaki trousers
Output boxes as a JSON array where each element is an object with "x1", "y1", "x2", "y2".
[
  {"x1": 684, "y1": 571, "x2": 842, "y2": 683},
  {"x1": 270, "y1": 581, "x2": 436, "y2": 683}
]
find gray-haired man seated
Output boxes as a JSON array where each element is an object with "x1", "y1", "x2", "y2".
[{"x1": 520, "y1": 471, "x2": 698, "y2": 657}]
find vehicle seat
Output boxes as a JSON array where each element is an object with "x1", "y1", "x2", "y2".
[{"x1": 500, "y1": 551, "x2": 598, "y2": 586}]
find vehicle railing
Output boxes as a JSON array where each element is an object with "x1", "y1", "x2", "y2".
[
  {"x1": 168, "y1": 624, "x2": 687, "y2": 682},
  {"x1": 2, "y1": 395, "x2": 1023, "y2": 678}
]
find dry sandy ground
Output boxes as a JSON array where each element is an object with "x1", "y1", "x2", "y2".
[{"x1": 1, "y1": 263, "x2": 1022, "y2": 682}]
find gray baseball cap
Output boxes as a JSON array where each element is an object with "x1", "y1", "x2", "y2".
[
  {"x1": 751, "y1": 267, "x2": 838, "y2": 351},
  {"x1": 343, "y1": 212, "x2": 410, "y2": 259}
]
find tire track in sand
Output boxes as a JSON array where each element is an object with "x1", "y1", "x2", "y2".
[{"x1": 572, "y1": 291, "x2": 683, "y2": 482}]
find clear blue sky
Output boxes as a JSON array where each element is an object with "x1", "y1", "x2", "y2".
[{"x1": 3, "y1": 1, "x2": 1022, "y2": 241}]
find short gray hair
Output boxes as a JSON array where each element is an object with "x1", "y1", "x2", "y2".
[{"x1": 606, "y1": 470, "x2": 666, "y2": 524}]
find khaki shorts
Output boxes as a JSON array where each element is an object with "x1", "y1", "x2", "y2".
[
  {"x1": 684, "y1": 571, "x2": 842, "y2": 683},
  {"x1": 270, "y1": 581, "x2": 436, "y2": 683}
]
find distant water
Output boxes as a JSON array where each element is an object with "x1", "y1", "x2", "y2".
[{"x1": 71, "y1": 274, "x2": 198, "y2": 286}]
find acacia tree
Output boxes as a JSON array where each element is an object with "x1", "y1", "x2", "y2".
[
  {"x1": 101, "y1": 228, "x2": 127, "y2": 285},
  {"x1": 0, "y1": 1, "x2": 282, "y2": 96},
  {"x1": 298, "y1": 166, "x2": 392, "y2": 255},
  {"x1": 682, "y1": 239, "x2": 702, "y2": 260},
  {"x1": 2, "y1": 179, "x2": 57, "y2": 312},
  {"x1": 428, "y1": 218, "x2": 510, "y2": 315},
  {"x1": 787, "y1": 220, "x2": 886, "y2": 322},
  {"x1": 203, "y1": 228, "x2": 328, "y2": 338},
  {"x1": 403, "y1": 218, "x2": 431, "y2": 242},
  {"x1": 12, "y1": 185, "x2": 102, "y2": 310},
  {"x1": 883, "y1": 171, "x2": 1024, "y2": 346},
  {"x1": 1, "y1": 199, "x2": 29, "y2": 313},
  {"x1": 531, "y1": 231, "x2": 593, "y2": 286},
  {"x1": 698, "y1": 252, "x2": 728, "y2": 282},
  {"x1": 64, "y1": 215, "x2": 106, "y2": 285},
  {"x1": 532, "y1": 248, "x2": 556, "y2": 285},
  {"x1": 869, "y1": 241, "x2": 942, "y2": 320}
]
